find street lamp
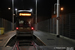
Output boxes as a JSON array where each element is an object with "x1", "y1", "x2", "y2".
[
  {"x1": 54, "y1": 6, "x2": 64, "y2": 14},
  {"x1": 61, "y1": 7, "x2": 64, "y2": 11},
  {"x1": 15, "y1": 8, "x2": 17, "y2": 11},
  {"x1": 8, "y1": 7, "x2": 11, "y2": 10},
  {"x1": 12, "y1": 0, "x2": 14, "y2": 30},
  {"x1": 35, "y1": 0, "x2": 37, "y2": 31},
  {"x1": 15, "y1": 8, "x2": 18, "y2": 17}
]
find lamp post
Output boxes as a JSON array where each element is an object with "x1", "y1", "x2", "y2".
[
  {"x1": 12, "y1": 0, "x2": 14, "y2": 30},
  {"x1": 56, "y1": 0, "x2": 60, "y2": 37},
  {"x1": 35, "y1": 0, "x2": 37, "y2": 31}
]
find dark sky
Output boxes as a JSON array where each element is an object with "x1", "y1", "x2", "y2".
[{"x1": 0, "y1": 0, "x2": 75, "y2": 22}]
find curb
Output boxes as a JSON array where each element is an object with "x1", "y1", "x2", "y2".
[
  {"x1": 34, "y1": 34, "x2": 46, "y2": 46},
  {"x1": 4, "y1": 31, "x2": 16, "y2": 47}
]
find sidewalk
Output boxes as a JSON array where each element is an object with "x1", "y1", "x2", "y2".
[
  {"x1": 0, "y1": 31, "x2": 16, "y2": 47},
  {"x1": 33, "y1": 30, "x2": 75, "y2": 47}
]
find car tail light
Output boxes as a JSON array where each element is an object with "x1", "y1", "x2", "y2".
[
  {"x1": 16, "y1": 27, "x2": 19, "y2": 30},
  {"x1": 31, "y1": 27, "x2": 34, "y2": 30}
]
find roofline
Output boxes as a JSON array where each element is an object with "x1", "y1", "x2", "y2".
[{"x1": 18, "y1": 10, "x2": 32, "y2": 12}]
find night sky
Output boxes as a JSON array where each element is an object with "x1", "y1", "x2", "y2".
[{"x1": 0, "y1": 0, "x2": 75, "y2": 22}]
